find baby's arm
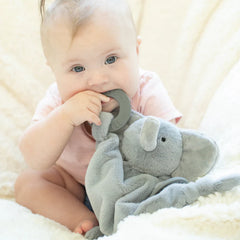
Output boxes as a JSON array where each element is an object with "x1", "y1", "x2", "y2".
[{"x1": 20, "y1": 90, "x2": 109, "y2": 169}]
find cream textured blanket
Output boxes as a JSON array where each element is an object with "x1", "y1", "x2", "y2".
[{"x1": 1, "y1": 0, "x2": 240, "y2": 239}]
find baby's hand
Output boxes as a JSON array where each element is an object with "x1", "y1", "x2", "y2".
[{"x1": 61, "y1": 91, "x2": 110, "y2": 127}]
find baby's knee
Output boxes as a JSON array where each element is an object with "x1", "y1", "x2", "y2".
[{"x1": 14, "y1": 170, "x2": 39, "y2": 202}]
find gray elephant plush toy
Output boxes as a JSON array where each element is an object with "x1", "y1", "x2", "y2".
[{"x1": 85, "y1": 111, "x2": 240, "y2": 240}]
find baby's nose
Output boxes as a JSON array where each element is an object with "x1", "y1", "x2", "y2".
[{"x1": 88, "y1": 71, "x2": 109, "y2": 86}]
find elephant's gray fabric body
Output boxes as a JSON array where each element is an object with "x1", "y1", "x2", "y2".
[{"x1": 85, "y1": 111, "x2": 240, "y2": 239}]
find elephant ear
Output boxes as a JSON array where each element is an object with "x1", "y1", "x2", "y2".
[
  {"x1": 171, "y1": 130, "x2": 219, "y2": 181},
  {"x1": 140, "y1": 117, "x2": 160, "y2": 151}
]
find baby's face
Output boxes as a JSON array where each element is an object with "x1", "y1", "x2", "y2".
[{"x1": 46, "y1": 12, "x2": 140, "y2": 111}]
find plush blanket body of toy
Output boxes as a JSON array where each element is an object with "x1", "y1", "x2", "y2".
[{"x1": 85, "y1": 111, "x2": 240, "y2": 239}]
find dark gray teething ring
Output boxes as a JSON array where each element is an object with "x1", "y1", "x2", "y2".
[{"x1": 103, "y1": 89, "x2": 131, "y2": 132}]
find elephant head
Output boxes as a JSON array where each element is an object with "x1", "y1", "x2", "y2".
[{"x1": 121, "y1": 116, "x2": 219, "y2": 181}]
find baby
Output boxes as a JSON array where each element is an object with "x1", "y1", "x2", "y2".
[{"x1": 15, "y1": 0, "x2": 181, "y2": 235}]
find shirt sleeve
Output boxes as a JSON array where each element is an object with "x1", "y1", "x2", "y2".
[
  {"x1": 32, "y1": 83, "x2": 62, "y2": 122},
  {"x1": 134, "y1": 70, "x2": 182, "y2": 123}
]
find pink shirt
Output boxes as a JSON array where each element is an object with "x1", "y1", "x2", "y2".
[{"x1": 33, "y1": 69, "x2": 182, "y2": 184}]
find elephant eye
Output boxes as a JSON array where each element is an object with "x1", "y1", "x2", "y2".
[{"x1": 161, "y1": 137, "x2": 166, "y2": 142}]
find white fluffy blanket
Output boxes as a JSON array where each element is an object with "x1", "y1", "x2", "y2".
[{"x1": 1, "y1": 0, "x2": 240, "y2": 239}]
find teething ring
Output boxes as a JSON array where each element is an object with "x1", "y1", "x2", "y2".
[{"x1": 103, "y1": 89, "x2": 131, "y2": 132}]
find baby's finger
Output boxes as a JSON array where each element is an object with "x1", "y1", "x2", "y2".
[
  {"x1": 86, "y1": 91, "x2": 110, "y2": 103},
  {"x1": 88, "y1": 113, "x2": 101, "y2": 126},
  {"x1": 87, "y1": 103, "x2": 102, "y2": 115},
  {"x1": 99, "y1": 93, "x2": 110, "y2": 103}
]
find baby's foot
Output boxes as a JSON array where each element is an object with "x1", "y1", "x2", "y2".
[{"x1": 74, "y1": 219, "x2": 98, "y2": 235}]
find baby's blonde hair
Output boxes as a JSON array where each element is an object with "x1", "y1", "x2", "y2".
[
  {"x1": 40, "y1": 0, "x2": 136, "y2": 60},
  {"x1": 40, "y1": 0, "x2": 99, "y2": 29}
]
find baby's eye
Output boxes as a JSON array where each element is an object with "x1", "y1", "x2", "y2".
[
  {"x1": 72, "y1": 66, "x2": 85, "y2": 73},
  {"x1": 105, "y1": 56, "x2": 118, "y2": 65}
]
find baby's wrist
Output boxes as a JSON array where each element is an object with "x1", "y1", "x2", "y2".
[{"x1": 57, "y1": 105, "x2": 76, "y2": 128}]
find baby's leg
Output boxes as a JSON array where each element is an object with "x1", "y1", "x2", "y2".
[{"x1": 14, "y1": 165, "x2": 98, "y2": 234}]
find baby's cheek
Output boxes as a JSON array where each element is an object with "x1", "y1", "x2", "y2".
[{"x1": 127, "y1": 78, "x2": 140, "y2": 98}]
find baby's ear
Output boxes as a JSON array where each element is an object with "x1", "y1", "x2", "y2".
[
  {"x1": 136, "y1": 36, "x2": 142, "y2": 55},
  {"x1": 140, "y1": 117, "x2": 160, "y2": 151},
  {"x1": 171, "y1": 130, "x2": 219, "y2": 181}
]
